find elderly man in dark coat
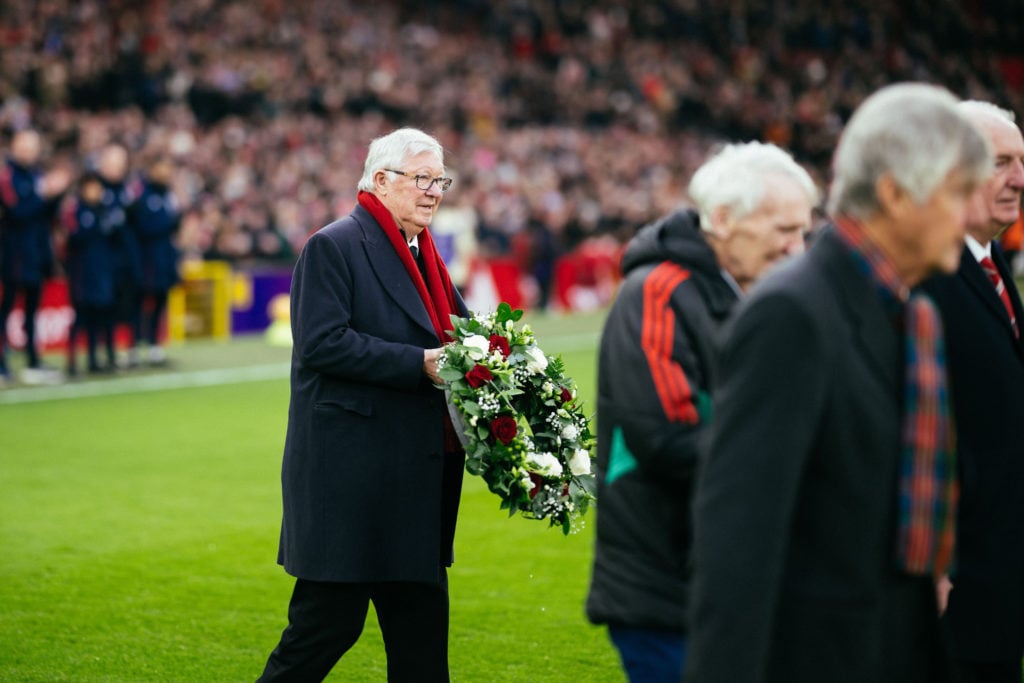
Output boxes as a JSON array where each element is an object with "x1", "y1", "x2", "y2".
[
  {"x1": 585, "y1": 141, "x2": 817, "y2": 682},
  {"x1": 923, "y1": 101, "x2": 1024, "y2": 683},
  {"x1": 257, "y1": 127, "x2": 468, "y2": 683},
  {"x1": 685, "y1": 83, "x2": 992, "y2": 683}
]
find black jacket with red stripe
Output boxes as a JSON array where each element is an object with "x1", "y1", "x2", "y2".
[{"x1": 586, "y1": 208, "x2": 738, "y2": 633}]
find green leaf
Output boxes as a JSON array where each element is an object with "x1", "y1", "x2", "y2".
[{"x1": 438, "y1": 367, "x2": 465, "y2": 381}]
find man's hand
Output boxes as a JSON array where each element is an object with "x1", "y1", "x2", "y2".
[
  {"x1": 936, "y1": 574, "x2": 953, "y2": 615},
  {"x1": 41, "y1": 167, "x2": 72, "y2": 198},
  {"x1": 423, "y1": 347, "x2": 444, "y2": 385}
]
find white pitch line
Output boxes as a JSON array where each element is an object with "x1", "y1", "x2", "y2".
[
  {"x1": 0, "y1": 331, "x2": 600, "y2": 406},
  {"x1": 0, "y1": 362, "x2": 291, "y2": 405}
]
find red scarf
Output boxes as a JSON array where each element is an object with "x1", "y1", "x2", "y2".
[
  {"x1": 357, "y1": 190, "x2": 458, "y2": 344},
  {"x1": 358, "y1": 190, "x2": 464, "y2": 454}
]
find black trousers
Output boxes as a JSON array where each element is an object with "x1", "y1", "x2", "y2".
[
  {"x1": 67, "y1": 303, "x2": 115, "y2": 371},
  {"x1": 948, "y1": 659, "x2": 1023, "y2": 683},
  {"x1": 138, "y1": 288, "x2": 169, "y2": 346},
  {"x1": 257, "y1": 574, "x2": 450, "y2": 683},
  {"x1": 0, "y1": 281, "x2": 42, "y2": 368}
]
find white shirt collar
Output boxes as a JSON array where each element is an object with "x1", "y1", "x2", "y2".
[{"x1": 965, "y1": 234, "x2": 991, "y2": 263}]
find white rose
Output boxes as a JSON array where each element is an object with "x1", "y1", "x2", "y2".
[
  {"x1": 525, "y1": 451, "x2": 563, "y2": 478},
  {"x1": 524, "y1": 346, "x2": 548, "y2": 373},
  {"x1": 560, "y1": 423, "x2": 579, "y2": 440},
  {"x1": 463, "y1": 334, "x2": 490, "y2": 360},
  {"x1": 569, "y1": 448, "x2": 591, "y2": 476}
]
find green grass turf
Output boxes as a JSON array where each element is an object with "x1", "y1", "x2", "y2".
[{"x1": 0, "y1": 308, "x2": 623, "y2": 682}]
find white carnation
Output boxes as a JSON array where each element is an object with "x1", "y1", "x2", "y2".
[
  {"x1": 569, "y1": 448, "x2": 591, "y2": 476},
  {"x1": 561, "y1": 423, "x2": 579, "y2": 440},
  {"x1": 524, "y1": 346, "x2": 548, "y2": 373},
  {"x1": 463, "y1": 334, "x2": 490, "y2": 360},
  {"x1": 525, "y1": 451, "x2": 563, "y2": 478}
]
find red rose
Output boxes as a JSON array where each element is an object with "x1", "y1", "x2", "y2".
[
  {"x1": 489, "y1": 414, "x2": 518, "y2": 445},
  {"x1": 560, "y1": 387, "x2": 573, "y2": 404},
  {"x1": 528, "y1": 472, "x2": 544, "y2": 499},
  {"x1": 488, "y1": 334, "x2": 511, "y2": 358},
  {"x1": 465, "y1": 364, "x2": 493, "y2": 388}
]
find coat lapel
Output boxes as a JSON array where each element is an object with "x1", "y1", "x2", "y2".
[
  {"x1": 353, "y1": 206, "x2": 438, "y2": 340},
  {"x1": 818, "y1": 229, "x2": 902, "y2": 393}
]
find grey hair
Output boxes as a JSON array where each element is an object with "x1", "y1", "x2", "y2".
[
  {"x1": 688, "y1": 141, "x2": 819, "y2": 233},
  {"x1": 356, "y1": 127, "x2": 445, "y2": 192},
  {"x1": 827, "y1": 83, "x2": 993, "y2": 218}
]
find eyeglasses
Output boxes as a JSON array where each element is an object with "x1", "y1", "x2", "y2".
[{"x1": 384, "y1": 169, "x2": 453, "y2": 193}]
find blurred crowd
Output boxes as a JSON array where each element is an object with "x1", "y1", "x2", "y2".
[{"x1": 1, "y1": 0, "x2": 1022, "y2": 272}]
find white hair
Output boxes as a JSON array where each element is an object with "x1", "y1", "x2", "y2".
[
  {"x1": 828, "y1": 83, "x2": 993, "y2": 218},
  {"x1": 356, "y1": 127, "x2": 445, "y2": 192},
  {"x1": 688, "y1": 141, "x2": 819, "y2": 232},
  {"x1": 957, "y1": 99, "x2": 1016, "y2": 125}
]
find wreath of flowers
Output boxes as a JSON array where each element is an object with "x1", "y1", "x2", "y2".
[{"x1": 438, "y1": 302, "x2": 597, "y2": 534}]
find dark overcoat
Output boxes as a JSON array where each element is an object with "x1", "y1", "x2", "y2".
[
  {"x1": 65, "y1": 200, "x2": 117, "y2": 307},
  {"x1": 0, "y1": 159, "x2": 58, "y2": 285},
  {"x1": 686, "y1": 227, "x2": 945, "y2": 683},
  {"x1": 130, "y1": 181, "x2": 180, "y2": 292},
  {"x1": 923, "y1": 244, "x2": 1024, "y2": 663},
  {"x1": 277, "y1": 204, "x2": 467, "y2": 585}
]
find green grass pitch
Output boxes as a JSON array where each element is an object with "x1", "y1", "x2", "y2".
[{"x1": 0, "y1": 309, "x2": 625, "y2": 682}]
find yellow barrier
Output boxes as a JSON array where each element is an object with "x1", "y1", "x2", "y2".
[{"x1": 167, "y1": 260, "x2": 232, "y2": 342}]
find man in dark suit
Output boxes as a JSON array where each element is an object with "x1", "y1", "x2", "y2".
[
  {"x1": 923, "y1": 101, "x2": 1024, "y2": 683},
  {"x1": 257, "y1": 128, "x2": 468, "y2": 683},
  {"x1": 684, "y1": 83, "x2": 992, "y2": 683}
]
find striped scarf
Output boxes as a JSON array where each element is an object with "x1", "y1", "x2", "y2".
[{"x1": 834, "y1": 218, "x2": 958, "y2": 577}]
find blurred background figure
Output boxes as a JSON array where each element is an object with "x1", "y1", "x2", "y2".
[
  {"x1": 685, "y1": 82, "x2": 992, "y2": 683},
  {"x1": 130, "y1": 156, "x2": 181, "y2": 365},
  {"x1": 923, "y1": 100, "x2": 1024, "y2": 683},
  {"x1": 428, "y1": 177, "x2": 478, "y2": 292},
  {"x1": 96, "y1": 142, "x2": 141, "y2": 368},
  {"x1": 0, "y1": 128, "x2": 70, "y2": 385},
  {"x1": 585, "y1": 141, "x2": 817, "y2": 682},
  {"x1": 63, "y1": 172, "x2": 117, "y2": 375}
]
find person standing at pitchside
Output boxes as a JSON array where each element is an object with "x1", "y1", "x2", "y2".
[
  {"x1": 923, "y1": 100, "x2": 1024, "y2": 683},
  {"x1": 685, "y1": 82, "x2": 992, "y2": 683},
  {"x1": 585, "y1": 140, "x2": 818, "y2": 682},
  {"x1": 0, "y1": 129, "x2": 70, "y2": 385},
  {"x1": 256, "y1": 127, "x2": 468, "y2": 683}
]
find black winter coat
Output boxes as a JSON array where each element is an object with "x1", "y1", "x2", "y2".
[{"x1": 585, "y1": 208, "x2": 738, "y2": 632}]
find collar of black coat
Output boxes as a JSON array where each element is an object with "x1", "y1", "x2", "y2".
[{"x1": 622, "y1": 208, "x2": 738, "y2": 318}]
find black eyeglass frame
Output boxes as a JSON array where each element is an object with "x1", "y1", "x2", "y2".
[{"x1": 384, "y1": 169, "x2": 454, "y2": 193}]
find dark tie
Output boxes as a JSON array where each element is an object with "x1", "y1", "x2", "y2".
[
  {"x1": 410, "y1": 244, "x2": 419, "y2": 259},
  {"x1": 979, "y1": 255, "x2": 1019, "y2": 338}
]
